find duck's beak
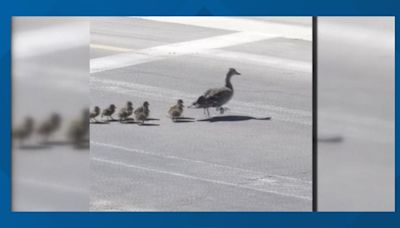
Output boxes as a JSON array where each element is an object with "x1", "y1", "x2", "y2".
[{"x1": 236, "y1": 71, "x2": 241, "y2": 75}]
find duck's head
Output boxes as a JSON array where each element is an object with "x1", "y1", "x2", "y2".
[
  {"x1": 25, "y1": 117, "x2": 34, "y2": 127},
  {"x1": 50, "y1": 113, "x2": 61, "y2": 125},
  {"x1": 228, "y1": 68, "x2": 241, "y2": 76},
  {"x1": 109, "y1": 104, "x2": 116, "y2": 110},
  {"x1": 177, "y1": 99, "x2": 184, "y2": 107},
  {"x1": 143, "y1": 101, "x2": 149, "y2": 107}
]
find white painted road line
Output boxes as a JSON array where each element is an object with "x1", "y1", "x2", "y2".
[
  {"x1": 90, "y1": 32, "x2": 276, "y2": 73},
  {"x1": 92, "y1": 155, "x2": 311, "y2": 201},
  {"x1": 90, "y1": 44, "x2": 311, "y2": 74},
  {"x1": 90, "y1": 44, "x2": 132, "y2": 52},
  {"x1": 90, "y1": 77, "x2": 312, "y2": 125},
  {"x1": 202, "y1": 49, "x2": 312, "y2": 73},
  {"x1": 91, "y1": 141, "x2": 310, "y2": 183},
  {"x1": 139, "y1": 17, "x2": 312, "y2": 41}
]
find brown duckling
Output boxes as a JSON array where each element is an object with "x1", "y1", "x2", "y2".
[
  {"x1": 101, "y1": 104, "x2": 116, "y2": 121},
  {"x1": 168, "y1": 99, "x2": 184, "y2": 121},
  {"x1": 90, "y1": 106, "x2": 101, "y2": 122},
  {"x1": 13, "y1": 117, "x2": 34, "y2": 146},
  {"x1": 37, "y1": 113, "x2": 61, "y2": 142},
  {"x1": 134, "y1": 101, "x2": 150, "y2": 124},
  {"x1": 118, "y1": 101, "x2": 134, "y2": 122}
]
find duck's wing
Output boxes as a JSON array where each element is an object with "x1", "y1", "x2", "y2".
[
  {"x1": 168, "y1": 105, "x2": 177, "y2": 114},
  {"x1": 204, "y1": 87, "x2": 233, "y2": 106},
  {"x1": 134, "y1": 106, "x2": 144, "y2": 114}
]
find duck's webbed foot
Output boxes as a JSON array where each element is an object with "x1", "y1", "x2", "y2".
[{"x1": 217, "y1": 107, "x2": 230, "y2": 114}]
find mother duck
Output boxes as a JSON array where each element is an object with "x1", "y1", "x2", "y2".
[{"x1": 190, "y1": 68, "x2": 241, "y2": 116}]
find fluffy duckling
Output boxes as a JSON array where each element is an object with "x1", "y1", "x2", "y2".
[
  {"x1": 68, "y1": 109, "x2": 89, "y2": 148},
  {"x1": 13, "y1": 117, "x2": 34, "y2": 146},
  {"x1": 134, "y1": 101, "x2": 150, "y2": 124},
  {"x1": 90, "y1": 106, "x2": 100, "y2": 122},
  {"x1": 168, "y1": 99, "x2": 184, "y2": 121},
  {"x1": 118, "y1": 101, "x2": 134, "y2": 122},
  {"x1": 37, "y1": 113, "x2": 61, "y2": 142},
  {"x1": 101, "y1": 104, "x2": 116, "y2": 121}
]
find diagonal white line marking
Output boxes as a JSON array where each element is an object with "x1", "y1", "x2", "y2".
[
  {"x1": 90, "y1": 44, "x2": 132, "y2": 52},
  {"x1": 139, "y1": 17, "x2": 312, "y2": 41},
  {"x1": 90, "y1": 32, "x2": 276, "y2": 73},
  {"x1": 202, "y1": 49, "x2": 312, "y2": 73},
  {"x1": 90, "y1": 44, "x2": 311, "y2": 73}
]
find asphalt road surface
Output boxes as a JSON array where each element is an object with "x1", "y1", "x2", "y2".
[{"x1": 90, "y1": 17, "x2": 312, "y2": 211}]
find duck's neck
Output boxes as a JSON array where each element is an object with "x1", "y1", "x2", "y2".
[{"x1": 225, "y1": 73, "x2": 234, "y2": 90}]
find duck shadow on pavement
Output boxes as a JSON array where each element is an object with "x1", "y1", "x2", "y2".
[{"x1": 197, "y1": 115, "x2": 272, "y2": 122}]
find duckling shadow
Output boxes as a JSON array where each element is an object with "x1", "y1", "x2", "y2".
[
  {"x1": 146, "y1": 118, "x2": 160, "y2": 121},
  {"x1": 318, "y1": 135, "x2": 344, "y2": 143},
  {"x1": 90, "y1": 121, "x2": 110, "y2": 124},
  {"x1": 173, "y1": 120, "x2": 195, "y2": 123},
  {"x1": 106, "y1": 119, "x2": 120, "y2": 122},
  {"x1": 198, "y1": 115, "x2": 272, "y2": 122},
  {"x1": 17, "y1": 144, "x2": 52, "y2": 150},
  {"x1": 73, "y1": 144, "x2": 90, "y2": 150},
  {"x1": 41, "y1": 140, "x2": 72, "y2": 146},
  {"x1": 120, "y1": 120, "x2": 140, "y2": 124},
  {"x1": 172, "y1": 117, "x2": 196, "y2": 123},
  {"x1": 139, "y1": 123, "x2": 160, "y2": 126}
]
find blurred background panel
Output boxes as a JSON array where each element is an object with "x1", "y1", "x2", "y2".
[
  {"x1": 318, "y1": 17, "x2": 394, "y2": 211},
  {"x1": 12, "y1": 17, "x2": 90, "y2": 211}
]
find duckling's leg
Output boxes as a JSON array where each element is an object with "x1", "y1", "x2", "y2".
[
  {"x1": 206, "y1": 108, "x2": 210, "y2": 117},
  {"x1": 218, "y1": 107, "x2": 230, "y2": 114}
]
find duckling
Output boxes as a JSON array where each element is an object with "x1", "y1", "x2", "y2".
[
  {"x1": 68, "y1": 109, "x2": 89, "y2": 148},
  {"x1": 101, "y1": 104, "x2": 116, "y2": 121},
  {"x1": 118, "y1": 101, "x2": 134, "y2": 122},
  {"x1": 13, "y1": 117, "x2": 34, "y2": 146},
  {"x1": 37, "y1": 113, "x2": 61, "y2": 142},
  {"x1": 90, "y1": 106, "x2": 100, "y2": 122},
  {"x1": 134, "y1": 101, "x2": 150, "y2": 124},
  {"x1": 190, "y1": 68, "x2": 241, "y2": 116},
  {"x1": 168, "y1": 99, "x2": 184, "y2": 121}
]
